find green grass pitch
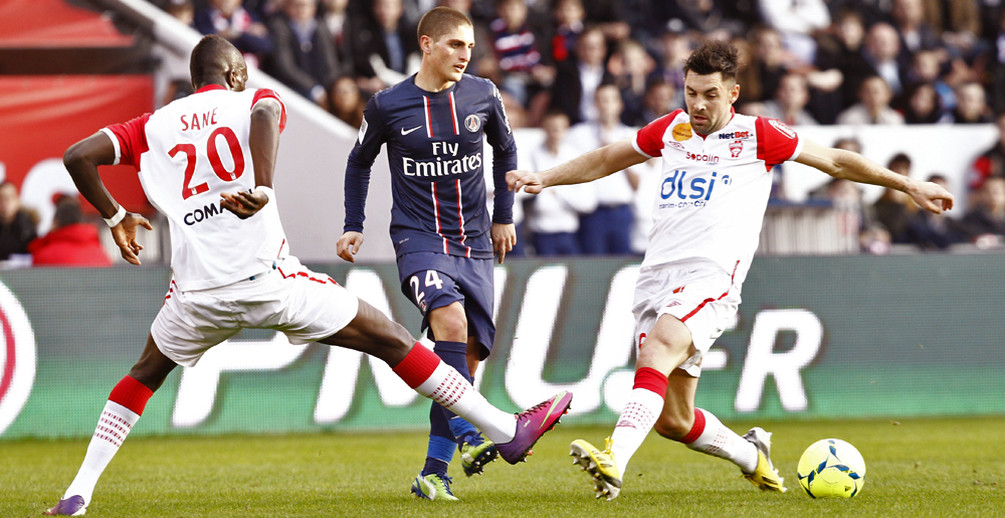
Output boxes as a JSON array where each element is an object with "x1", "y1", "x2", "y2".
[{"x1": 3, "y1": 417, "x2": 1002, "y2": 517}]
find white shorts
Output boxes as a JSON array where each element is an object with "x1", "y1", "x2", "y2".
[
  {"x1": 632, "y1": 258, "x2": 741, "y2": 377},
  {"x1": 150, "y1": 256, "x2": 359, "y2": 367}
]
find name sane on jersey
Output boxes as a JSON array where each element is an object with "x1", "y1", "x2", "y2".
[{"x1": 179, "y1": 109, "x2": 219, "y2": 131}]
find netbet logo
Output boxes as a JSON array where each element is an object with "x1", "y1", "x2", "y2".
[{"x1": 660, "y1": 169, "x2": 730, "y2": 204}]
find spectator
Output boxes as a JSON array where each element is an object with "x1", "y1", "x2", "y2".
[
  {"x1": 550, "y1": 26, "x2": 613, "y2": 125},
  {"x1": 319, "y1": 0, "x2": 350, "y2": 64},
  {"x1": 901, "y1": 174, "x2": 969, "y2": 250},
  {"x1": 578, "y1": 0, "x2": 632, "y2": 43},
  {"x1": 657, "y1": 0, "x2": 745, "y2": 40},
  {"x1": 870, "y1": 152, "x2": 917, "y2": 242},
  {"x1": 761, "y1": 72, "x2": 818, "y2": 126},
  {"x1": 265, "y1": 0, "x2": 346, "y2": 109},
  {"x1": 813, "y1": 8, "x2": 873, "y2": 119},
  {"x1": 900, "y1": 81, "x2": 949, "y2": 124},
  {"x1": 607, "y1": 38, "x2": 656, "y2": 127},
  {"x1": 904, "y1": 49, "x2": 956, "y2": 112},
  {"x1": 347, "y1": 0, "x2": 420, "y2": 94},
  {"x1": 193, "y1": 0, "x2": 273, "y2": 69},
  {"x1": 651, "y1": 29, "x2": 691, "y2": 108},
  {"x1": 525, "y1": 110, "x2": 595, "y2": 256},
  {"x1": 625, "y1": 77, "x2": 676, "y2": 127},
  {"x1": 328, "y1": 75, "x2": 364, "y2": 128},
  {"x1": 28, "y1": 196, "x2": 111, "y2": 267},
  {"x1": 568, "y1": 83, "x2": 639, "y2": 255},
  {"x1": 969, "y1": 111, "x2": 1005, "y2": 190},
  {"x1": 836, "y1": 75, "x2": 905, "y2": 125},
  {"x1": 861, "y1": 22, "x2": 909, "y2": 98},
  {"x1": 0, "y1": 181, "x2": 37, "y2": 262},
  {"x1": 890, "y1": 0, "x2": 939, "y2": 56},
  {"x1": 488, "y1": 0, "x2": 553, "y2": 108},
  {"x1": 744, "y1": 25, "x2": 791, "y2": 103},
  {"x1": 948, "y1": 81, "x2": 993, "y2": 124},
  {"x1": 961, "y1": 176, "x2": 1005, "y2": 248},
  {"x1": 757, "y1": 0, "x2": 830, "y2": 65},
  {"x1": 152, "y1": 0, "x2": 196, "y2": 108},
  {"x1": 549, "y1": 0, "x2": 586, "y2": 64}
]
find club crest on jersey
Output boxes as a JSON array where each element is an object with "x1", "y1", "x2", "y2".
[
  {"x1": 464, "y1": 114, "x2": 481, "y2": 133},
  {"x1": 672, "y1": 123, "x2": 692, "y2": 141},
  {"x1": 729, "y1": 139, "x2": 743, "y2": 158}
]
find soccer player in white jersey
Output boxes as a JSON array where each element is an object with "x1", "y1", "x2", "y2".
[
  {"x1": 43, "y1": 34, "x2": 571, "y2": 517},
  {"x1": 507, "y1": 40, "x2": 953, "y2": 500}
]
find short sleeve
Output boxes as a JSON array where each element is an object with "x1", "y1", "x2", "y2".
[
  {"x1": 252, "y1": 89, "x2": 288, "y2": 132},
  {"x1": 102, "y1": 113, "x2": 151, "y2": 169},
  {"x1": 755, "y1": 117, "x2": 801, "y2": 167},
  {"x1": 634, "y1": 109, "x2": 682, "y2": 158}
]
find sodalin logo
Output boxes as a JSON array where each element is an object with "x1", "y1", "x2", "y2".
[{"x1": 0, "y1": 281, "x2": 36, "y2": 436}]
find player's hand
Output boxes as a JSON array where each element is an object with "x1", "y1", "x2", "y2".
[
  {"x1": 111, "y1": 213, "x2": 153, "y2": 266},
  {"x1": 337, "y1": 231, "x2": 364, "y2": 263},
  {"x1": 506, "y1": 170, "x2": 546, "y2": 194},
  {"x1": 908, "y1": 180, "x2": 955, "y2": 214},
  {"x1": 221, "y1": 189, "x2": 269, "y2": 219},
  {"x1": 491, "y1": 223, "x2": 516, "y2": 264}
]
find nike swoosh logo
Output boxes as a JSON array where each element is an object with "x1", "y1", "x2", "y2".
[
  {"x1": 538, "y1": 391, "x2": 566, "y2": 430},
  {"x1": 401, "y1": 126, "x2": 423, "y2": 136}
]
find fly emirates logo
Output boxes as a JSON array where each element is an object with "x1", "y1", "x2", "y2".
[
  {"x1": 659, "y1": 169, "x2": 731, "y2": 209},
  {"x1": 403, "y1": 141, "x2": 482, "y2": 177}
]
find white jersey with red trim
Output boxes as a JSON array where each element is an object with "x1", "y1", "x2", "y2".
[
  {"x1": 102, "y1": 85, "x2": 289, "y2": 291},
  {"x1": 632, "y1": 109, "x2": 803, "y2": 285}
]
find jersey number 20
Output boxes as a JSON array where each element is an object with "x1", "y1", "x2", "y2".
[{"x1": 169, "y1": 126, "x2": 245, "y2": 200}]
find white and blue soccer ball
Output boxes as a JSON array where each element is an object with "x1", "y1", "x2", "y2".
[{"x1": 796, "y1": 438, "x2": 866, "y2": 498}]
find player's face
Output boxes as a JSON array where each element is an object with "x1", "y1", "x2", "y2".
[
  {"x1": 683, "y1": 71, "x2": 739, "y2": 135},
  {"x1": 424, "y1": 25, "x2": 475, "y2": 84}
]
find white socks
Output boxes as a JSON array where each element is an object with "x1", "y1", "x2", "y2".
[
  {"x1": 393, "y1": 344, "x2": 516, "y2": 444},
  {"x1": 682, "y1": 408, "x2": 758, "y2": 473},
  {"x1": 63, "y1": 401, "x2": 140, "y2": 504},
  {"x1": 609, "y1": 387, "x2": 665, "y2": 473}
]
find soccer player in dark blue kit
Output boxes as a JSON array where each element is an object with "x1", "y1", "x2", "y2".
[{"x1": 337, "y1": 6, "x2": 517, "y2": 501}]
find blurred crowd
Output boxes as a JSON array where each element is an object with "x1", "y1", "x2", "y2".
[
  {"x1": 141, "y1": 0, "x2": 1005, "y2": 257},
  {"x1": 15, "y1": 0, "x2": 1004, "y2": 266}
]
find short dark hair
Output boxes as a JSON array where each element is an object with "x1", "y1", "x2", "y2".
[
  {"x1": 190, "y1": 34, "x2": 240, "y2": 88},
  {"x1": 417, "y1": 7, "x2": 472, "y2": 44},
  {"x1": 683, "y1": 40, "x2": 739, "y2": 81},
  {"x1": 53, "y1": 195, "x2": 83, "y2": 229}
]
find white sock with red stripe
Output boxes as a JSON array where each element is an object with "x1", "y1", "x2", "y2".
[
  {"x1": 392, "y1": 342, "x2": 516, "y2": 444},
  {"x1": 63, "y1": 376, "x2": 153, "y2": 504},
  {"x1": 609, "y1": 367, "x2": 668, "y2": 473},
  {"x1": 679, "y1": 408, "x2": 758, "y2": 473}
]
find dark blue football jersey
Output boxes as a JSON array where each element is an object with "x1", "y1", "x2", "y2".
[{"x1": 344, "y1": 74, "x2": 517, "y2": 260}]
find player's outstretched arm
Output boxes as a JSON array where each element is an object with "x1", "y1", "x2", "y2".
[
  {"x1": 507, "y1": 139, "x2": 647, "y2": 194},
  {"x1": 63, "y1": 132, "x2": 153, "y2": 265},
  {"x1": 337, "y1": 231, "x2": 364, "y2": 263},
  {"x1": 794, "y1": 139, "x2": 954, "y2": 213}
]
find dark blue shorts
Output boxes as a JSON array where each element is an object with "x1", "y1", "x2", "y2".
[{"x1": 397, "y1": 252, "x2": 495, "y2": 357}]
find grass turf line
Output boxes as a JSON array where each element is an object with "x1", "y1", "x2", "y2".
[{"x1": 3, "y1": 416, "x2": 1003, "y2": 517}]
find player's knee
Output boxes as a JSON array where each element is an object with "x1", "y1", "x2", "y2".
[
  {"x1": 653, "y1": 413, "x2": 693, "y2": 441},
  {"x1": 429, "y1": 304, "x2": 467, "y2": 341}
]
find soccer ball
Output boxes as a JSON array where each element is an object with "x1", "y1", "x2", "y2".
[{"x1": 796, "y1": 438, "x2": 866, "y2": 498}]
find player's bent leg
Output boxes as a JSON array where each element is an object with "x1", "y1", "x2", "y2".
[
  {"x1": 127, "y1": 334, "x2": 179, "y2": 391},
  {"x1": 319, "y1": 299, "x2": 414, "y2": 364}
]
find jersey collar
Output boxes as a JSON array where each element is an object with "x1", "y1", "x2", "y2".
[{"x1": 194, "y1": 84, "x2": 228, "y2": 94}]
